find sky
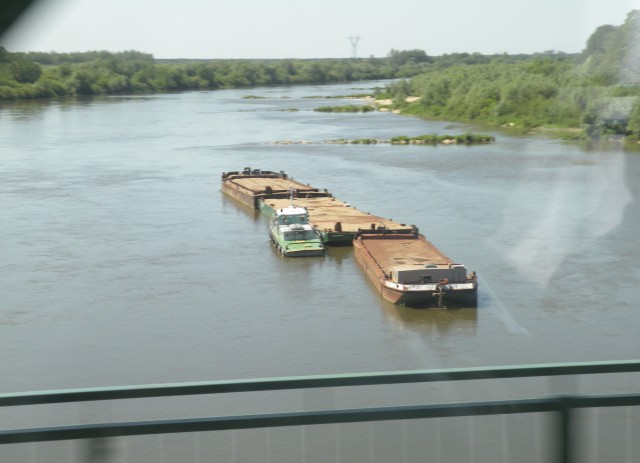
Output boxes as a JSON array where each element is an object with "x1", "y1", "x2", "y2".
[{"x1": 2, "y1": 0, "x2": 640, "y2": 59}]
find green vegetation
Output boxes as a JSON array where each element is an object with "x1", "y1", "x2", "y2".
[
  {"x1": 0, "y1": 49, "x2": 428, "y2": 100},
  {"x1": 314, "y1": 105, "x2": 375, "y2": 113},
  {"x1": 381, "y1": 10, "x2": 640, "y2": 141},
  {"x1": 0, "y1": 46, "x2": 565, "y2": 102},
  {"x1": 390, "y1": 134, "x2": 494, "y2": 144},
  {"x1": 325, "y1": 134, "x2": 494, "y2": 145}
]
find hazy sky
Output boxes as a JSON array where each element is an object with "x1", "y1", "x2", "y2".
[{"x1": 2, "y1": 0, "x2": 640, "y2": 59}]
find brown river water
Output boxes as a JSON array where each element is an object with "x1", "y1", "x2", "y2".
[{"x1": 1, "y1": 81, "x2": 639, "y2": 462}]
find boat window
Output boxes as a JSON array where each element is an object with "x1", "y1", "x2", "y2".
[{"x1": 284, "y1": 229, "x2": 317, "y2": 240}]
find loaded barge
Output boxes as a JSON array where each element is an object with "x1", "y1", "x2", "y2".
[
  {"x1": 221, "y1": 167, "x2": 330, "y2": 210},
  {"x1": 353, "y1": 230, "x2": 478, "y2": 308},
  {"x1": 260, "y1": 196, "x2": 415, "y2": 246},
  {"x1": 221, "y1": 167, "x2": 414, "y2": 246}
]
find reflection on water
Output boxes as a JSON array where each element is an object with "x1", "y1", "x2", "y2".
[
  {"x1": 325, "y1": 246, "x2": 353, "y2": 266},
  {"x1": 0, "y1": 98, "x2": 50, "y2": 122},
  {"x1": 220, "y1": 192, "x2": 262, "y2": 222},
  {"x1": 0, "y1": 96, "x2": 128, "y2": 123},
  {"x1": 382, "y1": 301, "x2": 478, "y2": 338}
]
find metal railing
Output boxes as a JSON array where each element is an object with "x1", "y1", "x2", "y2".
[{"x1": 1, "y1": 360, "x2": 639, "y2": 463}]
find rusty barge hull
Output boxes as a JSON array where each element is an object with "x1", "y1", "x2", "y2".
[
  {"x1": 353, "y1": 233, "x2": 478, "y2": 308},
  {"x1": 221, "y1": 168, "x2": 331, "y2": 210},
  {"x1": 260, "y1": 196, "x2": 416, "y2": 246}
]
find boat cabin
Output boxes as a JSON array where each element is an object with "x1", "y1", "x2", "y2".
[
  {"x1": 275, "y1": 206, "x2": 309, "y2": 226},
  {"x1": 281, "y1": 223, "x2": 318, "y2": 241},
  {"x1": 390, "y1": 264, "x2": 468, "y2": 284}
]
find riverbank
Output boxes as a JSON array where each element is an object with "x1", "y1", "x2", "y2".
[{"x1": 366, "y1": 95, "x2": 588, "y2": 140}]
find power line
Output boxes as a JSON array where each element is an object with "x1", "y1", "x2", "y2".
[{"x1": 347, "y1": 35, "x2": 362, "y2": 58}]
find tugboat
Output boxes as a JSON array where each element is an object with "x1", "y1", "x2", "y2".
[{"x1": 269, "y1": 191, "x2": 325, "y2": 257}]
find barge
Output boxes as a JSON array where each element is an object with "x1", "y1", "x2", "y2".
[
  {"x1": 353, "y1": 230, "x2": 478, "y2": 308},
  {"x1": 260, "y1": 196, "x2": 416, "y2": 246},
  {"x1": 221, "y1": 167, "x2": 331, "y2": 209}
]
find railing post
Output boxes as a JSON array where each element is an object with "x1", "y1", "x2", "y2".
[
  {"x1": 82, "y1": 437, "x2": 114, "y2": 463},
  {"x1": 557, "y1": 397, "x2": 573, "y2": 463}
]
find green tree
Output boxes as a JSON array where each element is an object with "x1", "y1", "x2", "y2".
[
  {"x1": 625, "y1": 99, "x2": 640, "y2": 139},
  {"x1": 10, "y1": 60, "x2": 42, "y2": 83},
  {"x1": 584, "y1": 25, "x2": 618, "y2": 55},
  {"x1": 0, "y1": 46, "x2": 10, "y2": 63},
  {"x1": 388, "y1": 49, "x2": 431, "y2": 66},
  {"x1": 73, "y1": 70, "x2": 97, "y2": 95}
]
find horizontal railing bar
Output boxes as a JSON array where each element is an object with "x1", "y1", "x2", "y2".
[
  {"x1": 1, "y1": 360, "x2": 638, "y2": 407},
  {"x1": 0, "y1": 393, "x2": 638, "y2": 445},
  {"x1": 567, "y1": 393, "x2": 640, "y2": 408}
]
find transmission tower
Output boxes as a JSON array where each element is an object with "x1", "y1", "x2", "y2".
[{"x1": 347, "y1": 35, "x2": 362, "y2": 58}]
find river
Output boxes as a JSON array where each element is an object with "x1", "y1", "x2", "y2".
[{"x1": 1, "y1": 81, "x2": 639, "y2": 462}]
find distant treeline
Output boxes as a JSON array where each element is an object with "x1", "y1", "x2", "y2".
[
  {"x1": 0, "y1": 48, "x2": 437, "y2": 100},
  {"x1": 0, "y1": 47, "x2": 559, "y2": 102},
  {"x1": 382, "y1": 10, "x2": 640, "y2": 141}
]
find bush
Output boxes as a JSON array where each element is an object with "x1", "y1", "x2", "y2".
[
  {"x1": 314, "y1": 105, "x2": 374, "y2": 113},
  {"x1": 11, "y1": 60, "x2": 42, "y2": 83}
]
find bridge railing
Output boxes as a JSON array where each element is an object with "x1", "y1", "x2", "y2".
[{"x1": 1, "y1": 360, "x2": 639, "y2": 463}]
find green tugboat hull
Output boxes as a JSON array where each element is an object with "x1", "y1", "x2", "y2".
[
  {"x1": 269, "y1": 225, "x2": 325, "y2": 257},
  {"x1": 320, "y1": 231, "x2": 355, "y2": 246}
]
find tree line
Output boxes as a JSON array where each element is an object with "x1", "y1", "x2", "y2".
[
  {"x1": 0, "y1": 48, "x2": 435, "y2": 100},
  {"x1": 382, "y1": 10, "x2": 640, "y2": 140},
  {"x1": 0, "y1": 46, "x2": 546, "y2": 102}
]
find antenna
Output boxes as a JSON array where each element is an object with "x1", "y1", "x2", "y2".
[{"x1": 347, "y1": 35, "x2": 362, "y2": 58}]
